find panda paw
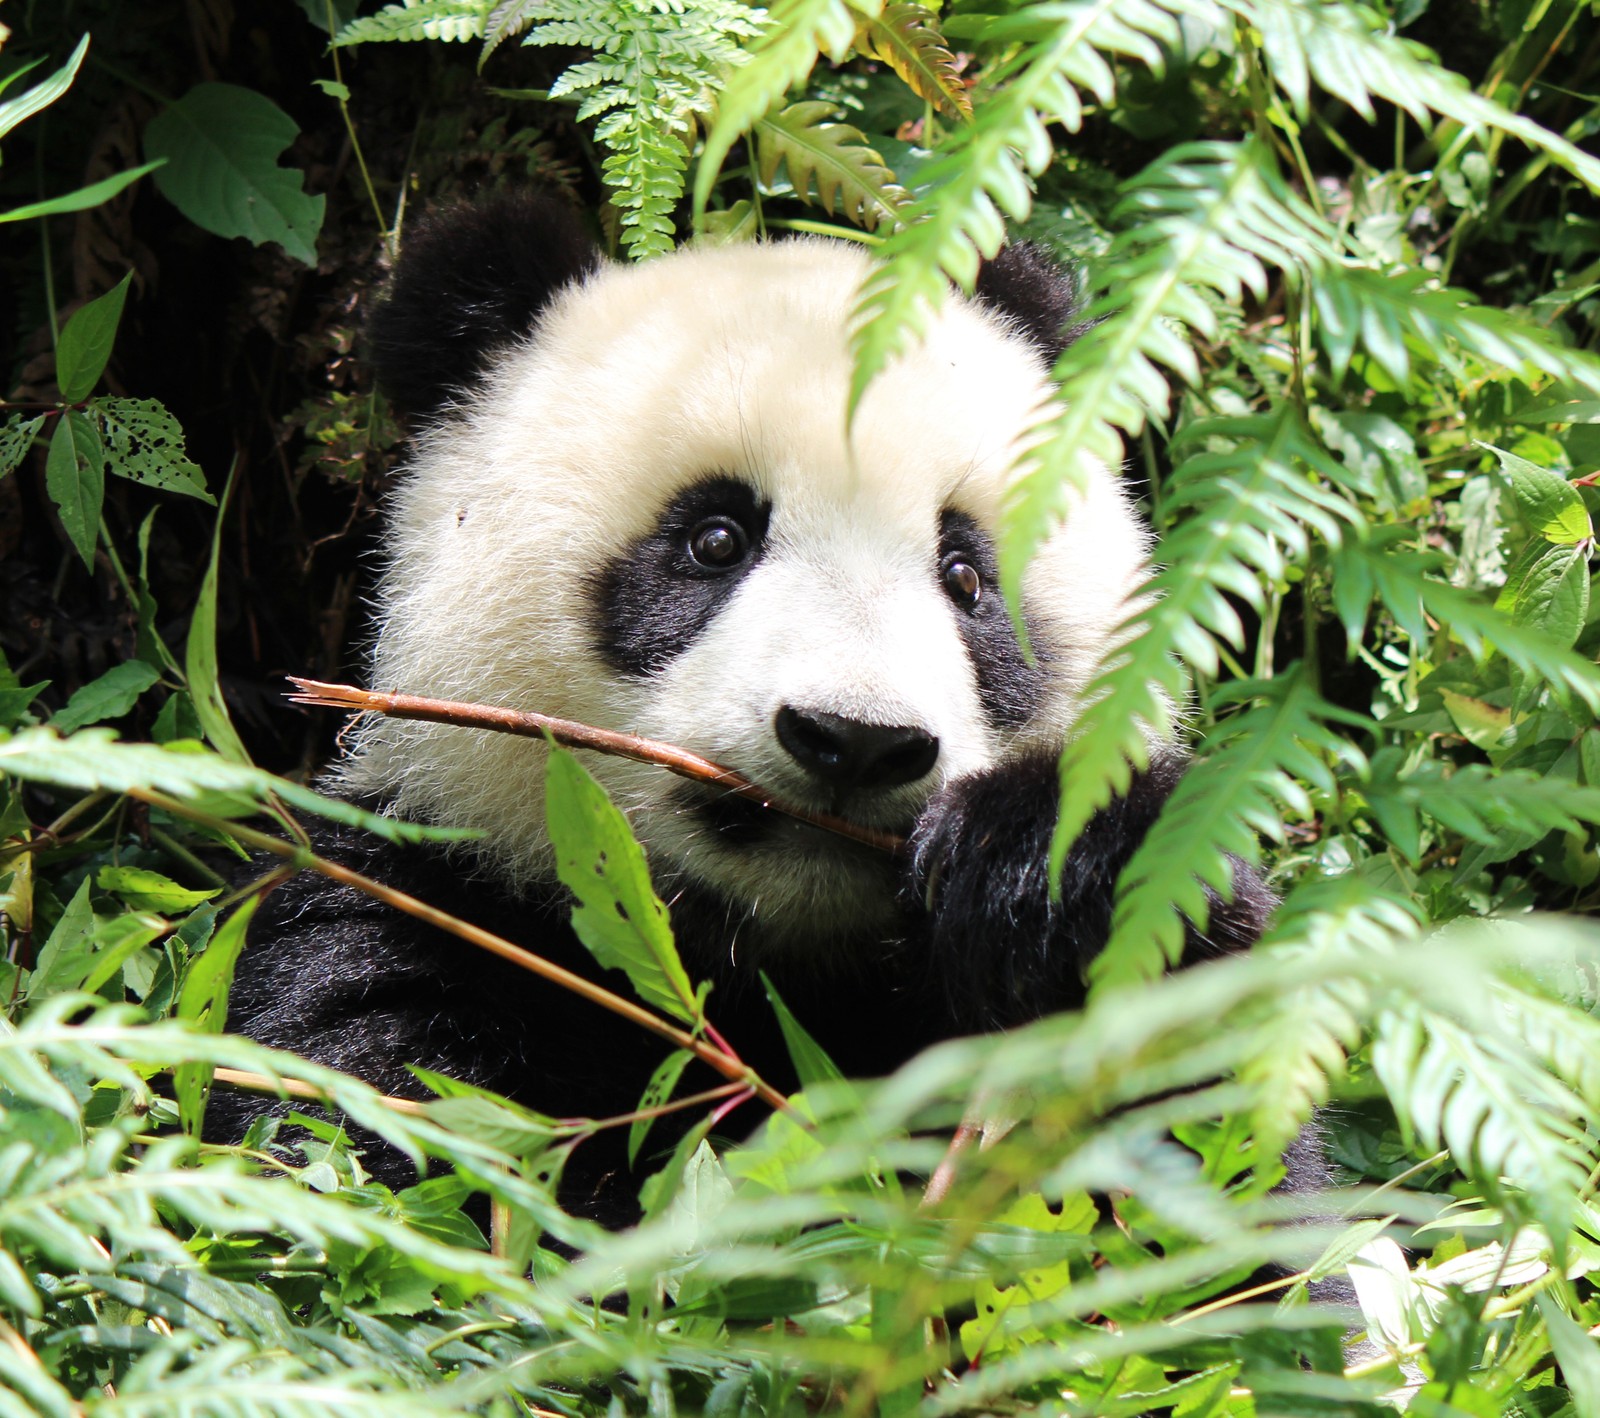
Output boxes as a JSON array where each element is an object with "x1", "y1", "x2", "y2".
[{"x1": 904, "y1": 752, "x2": 1273, "y2": 1031}]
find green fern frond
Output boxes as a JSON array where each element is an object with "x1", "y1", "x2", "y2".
[
  {"x1": 848, "y1": 0, "x2": 1187, "y2": 412},
  {"x1": 854, "y1": 2, "x2": 972, "y2": 119},
  {"x1": 335, "y1": 0, "x2": 492, "y2": 45},
  {"x1": 1095, "y1": 669, "x2": 1363, "y2": 989},
  {"x1": 1329, "y1": 536, "x2": 1600, "y2": 713},
  {"x1": 522, "y1": 0, "x2": 763, "y2": 259},
  {"x1": 1359, "y1": 758, "x2": 1600, "y2": 867},
  {"x1": 1373, "y1": 1002, "x2": 1593, "y2": 1223},
  {"x1": 1048, "y1": 405, "x2": 1362, "y2": 897},
  {"x1": 480, "y1": 0, "x2": 541, "y2": 62},
  {"x1": 694, "y1": 0, "x2": 878, "y2": 219},
  {"x1": 1313, "y1": 267, "x2": 1600, "y2": 393},
  {"x1": 1236, "y1": 0, "x2": 1600, "y2": 193},
  {"x1": 1003, "y1": 141, "x2": 1337, "y2": 587},
  {"x1": 755, "y1": 101, "x2": 908, "y2": 231}
]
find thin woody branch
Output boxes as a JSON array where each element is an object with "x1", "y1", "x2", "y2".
[{"x1": 287, "y1": 677, "x2": 905, "y2": 855}]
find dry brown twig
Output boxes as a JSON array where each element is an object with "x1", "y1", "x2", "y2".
[{"x1": 287, "y1": 677, "x2": 905, "y2": 855}]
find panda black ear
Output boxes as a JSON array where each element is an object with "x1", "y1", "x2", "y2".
[
  {"x1": 973, "y1": 242, "x2": 1092, "y2": 368},
  {"x1": 367, "y1": 190, "x2": 603, "y2": 419}
]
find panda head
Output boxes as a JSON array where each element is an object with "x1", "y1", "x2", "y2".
[{"x1": 341, "y1": 192, "x2": 1151, "y2": 956}]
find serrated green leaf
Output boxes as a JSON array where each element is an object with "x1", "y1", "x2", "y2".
[
  {"x1": 0, "y1": 414, "x2": 45, "y2": 479},
  {"x1": 50, "y1": 661, "x2": 160, "y2": 734},
  {"x1": 145, "y1": 84, "x2": 325, "y2": 265},
  {"x1": 1500, "y1": 544, "x2": 1591, "y2": 649},
  {"x1": 1484, "y1": 442, "x2": 1593, "y2": 546},
  {"x1": 44, "y1": 410, "x2": 103, "y2": 570},
  {"x1": 545, "y1": 746, "x2": 699, "y2": 1024},
  {"x1": 93, "y1": 397, "x2": 212, "y2": 501},
  {"x1": 55, "y1": 272, "x2": 131, "y2": 403},
  {"x1": 755, "y1": 102, "x2": 907, "y2": 232}
]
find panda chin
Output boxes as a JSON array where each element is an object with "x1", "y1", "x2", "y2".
[{"x1": 659, "y1": 784, "x2": 909, "y2": 948}]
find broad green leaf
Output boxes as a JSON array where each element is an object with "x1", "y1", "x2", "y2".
[
  {"x1": 629, "y1": 1048, "x2": 694, "y2": 1168},
  {"x1": 49, "y1": 660, "x2": 160, "y2": 734},
  {"x1": 55, "y1": 273, "x2": 132, "y2": 403},
  {"x1": 44, "y1": 410, "x2": 104, "y2": 569},
  {"x1": 544, "y1": 745, "x2": 699, "y2": 1024},
  {"x1": 1484, "y1": 442, "x2": 1593, "y2": 546},
  {"x1": 1439, "y1": 690, "x2": 1512, "y2": 753},
  {"x1": 0, "y1": 34, "x2": 87, "y2": 141},
  {"x1": 0, "y1": 160, "x2": 165, "y2": 225},
  {"x1": 78, "y1": 912, "x2": 169, "y2": 995},
  {"x1": 0, "y1": 414, "x2": 45, "y2": 479},
  {"x1": 187, "y1": 488, "x2": 250, "y2": 763},
  {"x1": 94, "y1": 398, "x2": 211, "y2": 501},
  {"x1": 145, "y1": 83, "x2": 325, "y2": 265},
  {"x1": 1499, "y1": 544, "x2": 1591, "y2": 649},
  {"x1": 97, "y1": 865, "x2": 219, "y2": 913},
  {"x1": 174, "y1": 899, "x2": 258, "y2": 1134}
]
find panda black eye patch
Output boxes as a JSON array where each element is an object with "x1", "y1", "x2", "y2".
[
  {"x1": 593, "y1": 476, "x2": 771, "y2": 677},
  {"x1": 939, "y1": 508, "x2": 1048, "y2": 731}
]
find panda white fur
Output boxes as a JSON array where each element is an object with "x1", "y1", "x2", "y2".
[{"x1": 220, "y1": 192, "x2": 1279, "y2": 1220}]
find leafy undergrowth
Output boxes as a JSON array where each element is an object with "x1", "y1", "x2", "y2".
[{"x1": 6, "y1": 0, "x2": 1600, "y2": 1412}]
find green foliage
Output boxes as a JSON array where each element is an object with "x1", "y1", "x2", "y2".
[
  {"x1": 144, "y1": 84, "x2": 326, "y2": 265},
  {"x1": 10, "y1": 0, "x2": 1600, "y2": 1411}
]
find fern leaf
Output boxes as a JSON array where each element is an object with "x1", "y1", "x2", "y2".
[
  {"x1": 695, "y1": 0, "x2": 876, "y2": 219},
  {"x1": 1003, "y1": 141, "x2": 1337, "y2": 591},
  {"x1": 755, "y1": 101, "x2": 908, "y2": 232},
  {"x1": 335, "y1": 0, "x2": 491, "y2": 45},
  {"x1": 1329, "y1": 539, "x2": 1600, "y2": 713},
  {"x1": 848, "y1": 0, "x2": 1187, "y2": 411},
  {"x1": 518, "y1": 0, "x2": 761, "y2": 260},
  {"x1": 1313, "y1": 267, "x2": 1600, "y2": 393},
  {"x1": 480, "y1": 0, "x2": 540, "y2": 63},
  {"x1": 1360, "y1": 760, "x2": 1600, "y2": 868},
  {"x1": 855, "y1": 2, "x2": 972, "y2": 120},
  {"x1": 1048, "y1": 405, "x2": 1363, "y2": 922},
  {"x1": 1373, "y1": 1003, "x2": 1592, "y2": 1225},
  {"x1": 1095, "y1": 669, "x2": 1361, "y2": 989},
  {"x1": 1238, "y1": 0, "x2": 1600, "y2": 193}
]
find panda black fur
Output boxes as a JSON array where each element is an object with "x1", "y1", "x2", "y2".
[{"x1": 217, "y1": 192, "x2": 1282, "y2": 1222}]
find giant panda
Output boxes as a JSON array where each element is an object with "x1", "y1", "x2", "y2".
[{"x1": 219, "y1": 191, "x2": 1279, "y2": 1222}]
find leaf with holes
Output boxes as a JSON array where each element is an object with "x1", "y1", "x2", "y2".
[
  {"x1": 0, "y1": 414, "x2": 44, "y2": 480},
  {"x1": 756, "y1": 102, "x2": 908, "y2": 232},
  {"x1": 145, "y1": 84, "x2": 325, "y2": 265},
  {"x1": 93, "y1": 398, "x2": 211, "y2": 501},
  {"x1": 855, "y1": 2, "x2": 971, "y2": 119}
]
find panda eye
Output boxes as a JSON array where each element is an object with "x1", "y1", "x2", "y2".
[
  {"x1": 941, "y1": 553, "x2": 982, "y2": 609},
  {"x1": 688, "y1": 517, "x2": 750, "y2": 571}
]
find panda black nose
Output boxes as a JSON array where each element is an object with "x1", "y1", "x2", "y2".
[{"x1": 774, "y1": 707, "x2": 939, "y2": 792}]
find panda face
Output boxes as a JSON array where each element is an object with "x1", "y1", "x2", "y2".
[{"x1": 343, "y1": 237, "x2": 1151, "y2": 955}]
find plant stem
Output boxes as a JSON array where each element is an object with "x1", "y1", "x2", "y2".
[
  {"x1": 287, "y1": 678, "x2": 903, "y2": 855},
  {"x1": 136, "y1": 789, "x2": 795, "y2": 1117}
]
